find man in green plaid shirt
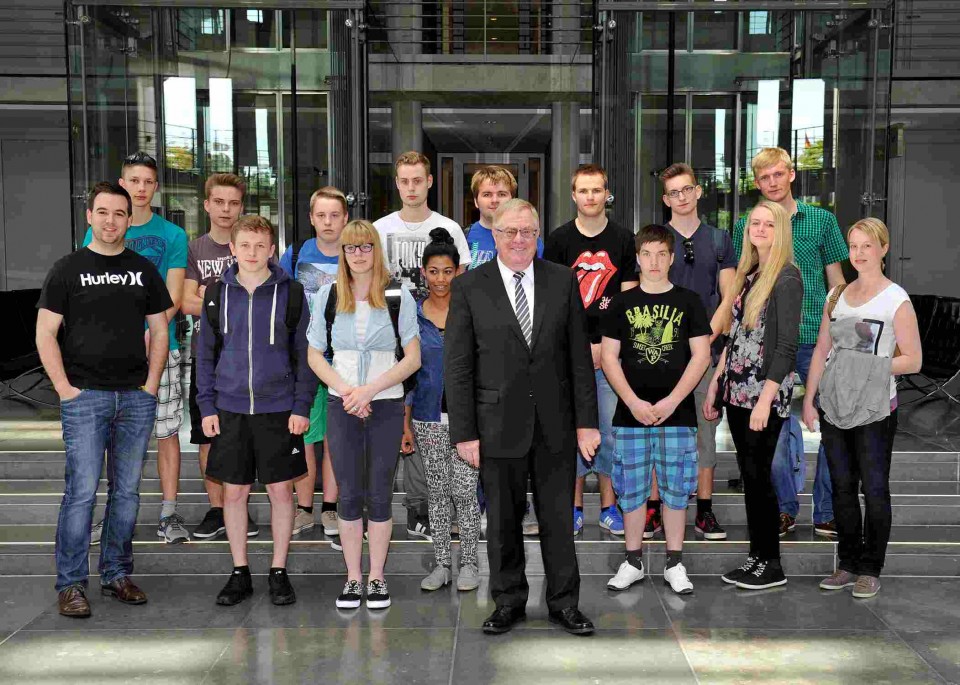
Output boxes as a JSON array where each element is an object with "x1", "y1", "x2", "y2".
[{"x1": 732, "y1": 147, "x2": 848, "y2": 539}]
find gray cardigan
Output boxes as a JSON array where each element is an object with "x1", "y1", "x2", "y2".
[{"x1": 756, "y1": 264, "x2": 804, "y2": 384}]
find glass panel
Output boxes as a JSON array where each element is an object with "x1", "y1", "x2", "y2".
[
  {"x1": 231, "y1": 8, "x2": 277, "y2": 49},
  {"x1": 282, "y1": 10, "x2": 328, "y2": 49},
  {"x1": 177, "y1": 9, "x2": 227, "y2": 52},
  {"x1": 640, "y1": 11, "x2": 687, "y2": 50},
  {"x1": 282, "y1": 93, "x2": 330, "y2": 244},
  {"x1": 691, "y1": 95, "x2": 736, "y2": 231},
  {"x1": 235, "y1": 93, "x2": 281, "y2": 228},
  {"x1": 636, "y1": 95, "x2": 685, "y2": 226},
  {"x1": 692, "y1": 11, "x2": 738, "y2": 50}
]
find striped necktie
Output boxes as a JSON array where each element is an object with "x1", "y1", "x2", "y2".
[{"x1": 513, "y1": 271, "x2": 532, "y2": 347}]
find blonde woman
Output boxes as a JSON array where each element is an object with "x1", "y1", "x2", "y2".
[
  {"x1": 307, "y1": 220, "x2": 421, "y2": 611},
  {"x1": 704, "y1": 200, "x2": 803, "y2": 590},
  {"x1": 803, "y1": 219, "x2": 922, "y2": 598}
]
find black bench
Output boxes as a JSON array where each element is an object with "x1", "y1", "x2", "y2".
[
  {"x1": 898, "y1": 294, "x2": 960, "y2": 405},
  {"x1": 0, "y1": 288, "x2": 57, "y2": 408}
]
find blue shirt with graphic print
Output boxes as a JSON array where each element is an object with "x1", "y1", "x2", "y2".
[{"x1": 279, "y1": 238, "x2": 340, "y2": 305}]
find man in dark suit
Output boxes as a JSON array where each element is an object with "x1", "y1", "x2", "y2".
[{"x1": 445, "y1": 198, "x2": 601, "y2": 635}]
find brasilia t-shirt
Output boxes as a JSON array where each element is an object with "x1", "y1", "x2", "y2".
[
  {"x1": 186, "y1": 234, "x2": 235, "y2": 353},
  {"x1": 600, "y1": 284, "x2": 711, "y2": 428},
  {"x1": 37, "y1": 247, "x2": 173, "y2": 390}
]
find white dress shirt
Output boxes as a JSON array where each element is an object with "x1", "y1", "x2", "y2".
[{"x1": 496, "y1": 257, "x2": 535, "y2": 320}]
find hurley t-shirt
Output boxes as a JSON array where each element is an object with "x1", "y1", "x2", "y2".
[
  {"x1": 374, "y1": 211, "x2": 471, "y2": 297},
  {"x1": 186, "y1": 234, "x2": 235, "y2": 353},
  {"x1": 544, "y1": 219, "x2": 638, "y2": 343},
  {"x1": 278, "y1": 238, "x2": 339, "y2": 298},
  {"x1": 600, "y1": 285, "x2": 711, "y2": 428},
  {"x1": 82, "y1": 213, "x2": 187, "y2": 350},
  {"x1": 37, "y1": 248, "x2": 173, "y2": 390},
  {"x1": 465, "y1": 221, "x2": 543, "y2": 270}
]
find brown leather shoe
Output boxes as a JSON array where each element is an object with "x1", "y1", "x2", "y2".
[
  {"x1": 58, "y1": 584, "x2": 91, "y2": 618},
  {"x1": 101, "y1": 576, "x2": 147, "y2": 605}
]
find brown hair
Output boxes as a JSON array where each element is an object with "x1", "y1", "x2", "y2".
[
  {"x1": 230, "y1": 214, "x2": 275, "y2": 245},
  {"x1": 470, "y1": 166, "x2": 518, "y2": 199},
  {"x1": 571, "y1": 163, "x2": 608, "y2": 192},
  {"x1": 204, "y1": 173, "x2": 247, "y2": 200},
  {"x1": 335, "y1": 220, "x2": 391, "y2": 313},
  {"x1": 659, "y1": 163, "x2": 698, "y2": 187},
  {"x1": 636, "y1": 224, "x2": 675, "y2": 253},
  {"x1": 395, "y1": 151, "x2": 431, "y2": 177},
  {"x1": 309, "y1": 185, "x2": 349, "y2": 215}
]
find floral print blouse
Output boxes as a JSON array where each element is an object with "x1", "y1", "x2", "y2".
[{"x1": 723, "y1": 271, "x2": 795, "y2": 418}]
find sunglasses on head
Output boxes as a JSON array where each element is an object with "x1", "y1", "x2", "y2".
[{"x1": 123, "y1": 151, "x2": 158, "y2": 170}]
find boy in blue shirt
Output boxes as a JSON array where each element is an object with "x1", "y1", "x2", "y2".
[{"x1": 465, "y1": 166, "x2": 543, "y2": 270}]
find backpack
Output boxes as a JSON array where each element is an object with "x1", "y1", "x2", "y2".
[
  {"x1": 289, "y1": 238, "x2": 312, "y2": 278},
  {"x1": 709, "y1": 225, "x2": 729, "y2": 297},
  {"x1": 203, "y1": 279, "x2": 305, "y2": 367},
  {"x1": 323, "y1": 281, "x2": 417, "y2": 395}
]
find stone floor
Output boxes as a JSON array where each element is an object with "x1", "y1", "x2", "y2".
[{"x1": 0, "y1": 574, "x2": 958, "y2": 684}]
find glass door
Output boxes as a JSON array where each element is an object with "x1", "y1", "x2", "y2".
[{"x1": 437, "y1": 153, "x2": 544, "y2": 226}]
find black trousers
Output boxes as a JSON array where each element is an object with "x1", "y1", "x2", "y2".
[
  {"x1": 725, "y1": 404, "x2": 785, "y2": 562},
  {"x1": 480, "y1": 418, "x2": 579, "y2": 613},
  {"x1": 820, "y1": 410, "x2": 898, "y2": 577}
]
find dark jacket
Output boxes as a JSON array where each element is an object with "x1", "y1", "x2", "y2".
[
  {"x1": 444, "y1": 258, "x2": 598, "y2": 459},
  {"x1": 196, "y1": 262, "x2": 316, "y2": 419},
  {"x1": 757, "y1": 263, "x2": 804, "y2": 384}
]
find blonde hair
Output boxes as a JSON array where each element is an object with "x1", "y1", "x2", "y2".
[
  {"x1": 751, "y1": 147, "x2": 794, "y2": 178},
  {"x1": 847, "y1": 217, "x2": 889, "y2": 249},
  {"x1": 205, "y1": 173, "x2": 247, "y2": 200},
  {"x1": 395, "y1": 151, "x2": 431, "y2": 177},
  {"x1": 470, "y1": 165, "x2": 517, "y2": 199},
  {"x1": 725, "y1": 200, "x2": 795, "y2": 330},
  {"x1": 309, "y1": 186, "x2": 348, "y2": 215},
  {"x1": 335, "y1": 219, "x2": 391, "y2": 313},
  {"x1": 494, "y1": 198, "x2": 540, "y2": 230}
]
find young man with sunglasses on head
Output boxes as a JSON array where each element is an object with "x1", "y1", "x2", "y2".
[
  {"x1": 82, "y1": 152, "x2": 190, "y2": 545},
  {"x1": 656, "y1": 163, "x2": 737, "y2": 542}
]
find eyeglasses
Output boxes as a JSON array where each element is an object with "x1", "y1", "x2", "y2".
[
  {"x1": 667, "y1": 185, "x2": 697, "y2": 200},
  {"x1": 123, "y1": 151, "x2": 157, "y2": 169},
  {"x1": 683, "y1": 239, "x2": 695, "y2": 264},
  {"x1": 494, "y1": 227, "x2": 539, "y2": 241},
  {"x1": 343, "y1": 243, "x2": 374, "y2": 254}
]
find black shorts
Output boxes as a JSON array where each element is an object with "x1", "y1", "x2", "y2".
[
  {"x1": 188, "y1": 362, "x2": 211, "y2": 445},
  {"x1": 206, "y1": 410, "x2": 307, "y2": 485}
]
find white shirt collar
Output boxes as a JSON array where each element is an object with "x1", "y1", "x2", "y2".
[{"x1": 496, "y1": 256, "x2": 533, "y2": 283}]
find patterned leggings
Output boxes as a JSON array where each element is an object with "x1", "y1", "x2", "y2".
[{"x1": 413, "y1": 420, "x2": 481, "y2": 567}]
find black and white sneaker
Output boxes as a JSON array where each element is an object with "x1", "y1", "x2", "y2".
[
  {"x1": 336, "y1": 580, "x2": 363, "y2": 609},
  {"x1": 406, "y1": 513, "x2": 432, "y2": 540},
  {"x1": 735, "y1": 559, "x2": 787, "y2": 590},
  {"x1": 721, "y1": 556, "x2": 758, "y2": 585},
  {"x1": 366, "y1": 578, "x2": 391, "y2": 609},
  {"x1": 193, "y1": 508, "x2": 226, "y2": 540},
  {"x1": 694, "y1": 510, "x2": 727, "y2": 540}
]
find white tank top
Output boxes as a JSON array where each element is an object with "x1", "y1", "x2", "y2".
[{"x1": 828, "y1": 282, "x2": 910, "y2": 399}]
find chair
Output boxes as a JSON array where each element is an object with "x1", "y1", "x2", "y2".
[
  {"x1": 0, "y1": 288, "x2": 57, "y2": 408},
  {"x1": 898, "y1": 294, "x2": 960, "y2": 405}
]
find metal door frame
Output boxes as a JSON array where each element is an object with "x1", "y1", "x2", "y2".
[{"x1": 437, "y1": 152, "x2": 544, "y2": 226}]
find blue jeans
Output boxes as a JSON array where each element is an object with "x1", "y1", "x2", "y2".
[
  {"x1": 771, "y1": 343, "x2": 833, "y2": 523},
  {"x1": 56, "y1": 389, "x2": 157, "y2": 591},
  {"x1": 577, "y1": 368, "x2": 618, "y2": 479}
]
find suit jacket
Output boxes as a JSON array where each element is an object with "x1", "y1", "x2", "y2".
[{"x1": 444, "y1": 258, "x2": 598, "y2": 459}]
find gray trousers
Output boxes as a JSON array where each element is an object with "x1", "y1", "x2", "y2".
[{"x1": 401, "y1": 448, "x2": 429, "y2": 517}]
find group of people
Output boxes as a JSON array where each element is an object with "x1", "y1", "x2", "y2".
[{"x1": 36, "y1": 145, "x2": 921, "y2": 635}]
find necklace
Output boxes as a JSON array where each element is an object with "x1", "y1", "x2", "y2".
[{"x1": 400, "y1": 213, "x2": 429, "y2": 232}]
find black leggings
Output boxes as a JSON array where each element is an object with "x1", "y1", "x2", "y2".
[
  {"x1": 325, "y1": 396, "x2": 404, "y2": 522},
  {"x1": 725, "y1": 404, "x2": 785, "y2": 561}
]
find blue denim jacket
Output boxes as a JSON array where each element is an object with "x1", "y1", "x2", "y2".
[{"x1": 409, "y1": 299, "x2": 446, "y2": 422}]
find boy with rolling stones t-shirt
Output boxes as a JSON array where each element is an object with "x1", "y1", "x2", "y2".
[{"x1": 544, "y1": 164, "x2": 638, "y2": 538}]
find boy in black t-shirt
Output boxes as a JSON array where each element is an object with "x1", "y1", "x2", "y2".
[
  {"x1": 37, "y1": 182, "x2": 172, "y2": 618},
  {"x1": 599, "y1": 224, "x2": 711, "y2": 595}
]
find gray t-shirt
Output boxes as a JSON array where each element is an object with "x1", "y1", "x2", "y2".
[
  {"x1": 667, "y1": 221, "x2": 736, "y2": 318},
  {"x1": 185, "y1": 234, "x2": 235, "y2": 353}
]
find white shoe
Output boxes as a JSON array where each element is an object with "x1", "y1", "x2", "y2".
[
  {"x1": 607, "y1": 560, "x2": 644, "y2": 591},
  {"x1": 663, "y1": 562, "x2": 694, "y2": 595}
]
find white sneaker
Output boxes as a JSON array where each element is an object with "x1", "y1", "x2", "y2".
[
  {"x1": 607, "y1": 560, "x2": 644, "y2": 591},
  {"x1": 663, "y1": 562, "x2": 694, "y2": 595}
]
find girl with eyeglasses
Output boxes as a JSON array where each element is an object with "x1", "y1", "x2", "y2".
[{"x1": 307, "y1": 220, "x2": 421, "y2": 611}]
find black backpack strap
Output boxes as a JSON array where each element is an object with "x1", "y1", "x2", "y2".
[
  {"x1": 284, "y1": 280, "x2": 305, "y2": 332},
  {"x1": 290, "y1": 238, "x2": 310, "y2": 278},
  {"x1": 385, "y1": 281, "x2": 404, "y2": 359},
  {"x1": 323, "y1": 284, "x2": 338, "y2": 361},
  {"x1": 202, "y1": 280, "x2": 224, "y2": 363}
]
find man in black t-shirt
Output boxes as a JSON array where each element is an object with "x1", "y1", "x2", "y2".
[
  {"x1": 599, "y1": 224, "x2": 711, "y2": 595},
  {"x1": 36, "y1": 182, "x2": 172, "y2": 618},
  {"x1": 545, "y1": 164, "x2": 638, "y2": 538}
]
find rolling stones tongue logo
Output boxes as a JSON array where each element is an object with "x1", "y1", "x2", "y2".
[{"x1": 574, "y1": 250, "x2": 617, "y2": 308}]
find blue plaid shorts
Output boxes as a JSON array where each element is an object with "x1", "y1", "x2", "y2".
[{"x1": 612, "y1": 426, "x2": 698, "y2": 513}]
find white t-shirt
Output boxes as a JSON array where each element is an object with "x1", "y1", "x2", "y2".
[
  {"x1": 829, "y1": 282, "x2": 910, "y2": 399},
  {"x1": 374, "y1": 211, "x2": 470, "y2": 296}
]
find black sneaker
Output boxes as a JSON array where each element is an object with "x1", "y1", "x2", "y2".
[
  {"x1": 336, "y1": 580, "x2": 362, "y2": 609},
  {"x1": 643, "y1": 508, "x2": 662, "y2": 540},
  {"x1": 366, "y1": 578, "x2": 391, "y2": 609},
  {"x1": 193, "y1": 508, "x2": 226, "y2": 540},
  {"x1": 735, "y1": 559, "x2": 787, "y2": 590},
  {"x1": 695, "y1": 510, "x2": 728, "y2": 540},
  {"x1": 268, "y1": 568, "x2": 296, "y2": 606},
  {"x1": 721, "y1": 556, "x2": 758, "y2": 585},
  {"x1": 247, "y1": 513, "x2": 260, "y2": 538},
  {"x1": 407, "y1": 511, "x2": 432, "y2": 540},
  {"x1": 216, "y1": 568, "x2": 253, "y2": 606}
]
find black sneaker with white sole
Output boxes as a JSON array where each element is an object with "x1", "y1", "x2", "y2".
[
  {"x1": 406, "y1": 512, "x2": 432, "y2": 540},
  {"x1": 193, "y1": 508, "x2": 226, "y2": 540},
  {"x1": 366, "y1": 579, "x2": 391, "y2": 609},
  {"x1": 694, "y1": 510, "x2": 727, "y2": 540},
  {"x1": 735, "y1": 559, "x2": 787, "y2": 590},
  {"x1": 336, "y1": 580, "x2": 362, "y2": 609},
  {"x1": 721, "y1": 556, "x2": 758, "y2": 585}
]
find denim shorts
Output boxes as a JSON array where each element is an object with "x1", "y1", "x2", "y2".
[
  {"x1": 612, "y1": 425, "x2": 698, "y2": 512},
  {"x1": 577, "y1": 368, "x2": 617, "y2": 479}
]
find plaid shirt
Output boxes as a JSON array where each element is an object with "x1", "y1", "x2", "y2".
[{"x1": 733, "y1": 201, "x2": 848, "y2": 345}]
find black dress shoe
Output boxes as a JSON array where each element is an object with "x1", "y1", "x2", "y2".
[
  {"x1": 548, "y1": 607, "x2": 595, "y2": 635},
  {"x1": 482, "y1": 605, "x2": 526, "y2": 634}
]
